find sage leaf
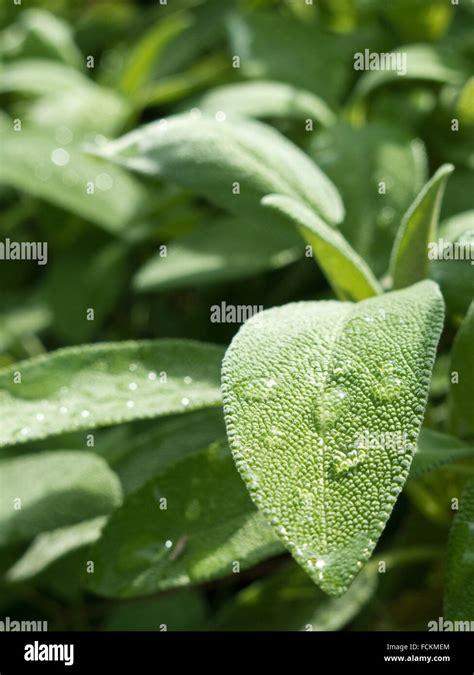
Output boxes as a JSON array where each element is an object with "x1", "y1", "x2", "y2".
[
  {"x1": 0, "y1": 452, "x2": 122, "y2": 545},
  {"x1": 444, "y1": 477, "x2": 474, "y2": 620},
  {"x1": 262, "y1": 194, "x2": 381, "y2": 302},
  {"x1": 87, "y1": 445, "x2": 282, "y2": 597},
  {"x1": 410, "y1": 429, "x2": 474, "y2": 480},
  {"x1": 196, "y1": 81, "x2": 336, "y2": 126},
  {"x1": 222, "y1": 280, "x2": 444, "y2": 596},
  {"x1": 354, "y1": 45, "x2": 467, "y2": 100},
  {"x1": 0, "y1": 340, "x2": 224, "y2": 448},
  {"x1": 0, "y1": 125, "x2": 154, "y2": 233},
  {"x1": 134, "y1": 215, "x2": 301, "y2": 291},
  {"x1": 310, "y1": 122, "x2": 427, "y2": 276},
  {"x1": 6, "y1": 516, "x2": 106, "y2": 582},
  {"x1": 450, "y1": 302, "x2": 474, "y2": 433},
  {"x1": 390, "y1": 164, "x2": 454, "y2": 289},
  {"x1": 97, "y1": 113, "x2": 344, "y2": 225}
]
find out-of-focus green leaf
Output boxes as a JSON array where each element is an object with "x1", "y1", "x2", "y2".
[
  {"x1": 354, "y1": 45, "x2": 467, "y2": 100},
  {"x1": 98, "y1": 113, "x2": 344, "y2": 225},
  {"x1": 390, "y1": 164, "x2": 454, "y2": 289},
  {"x1": 87, "y1": 444, "x2": 282, "y2": 597},
  {"x1": 0, "y1": 340, "x2": 224, "y2": 448},
  {"x1": 212, "y1": 563, "x2": 377, "y2": 631},
  {"x1": 0, "y1": 452, "x2": 122, "y2": 546},
  {"x1": 0, "y1": 10, "x2": 83, "y2": 67},
  {"x1": 120, "y1": 14, "x2": 190, "y2": 96},
  {"x1": 6, "y1": 517, "x2": 106, "y2": 582},
  {"x1": 310, "y1": 122, "x2": 427, "y2": 275},
  {"x1": 115, "y1": 408, "x2": 227, "y2": 495},
  {"x1": 380, "y1": 0, "x2": 453, "y2": 42},
  {"x1": 196, "y1": 81, "x2": 336, "y2": 126},
  {"x1": 0, "y1": 59, "x2": 88, "y2": 96},
  {"x1": 431, "y1": 212, "x2": 474, "y2": 319},
  {"x1": 444, "y1": 477, "x2": 474, "y2": 620},
  {"x1": 226, "y1": 11, "x2": 379, "y2": 106},
  {"x1": 134, "y1": 215, "x2": 301, "y2": 292},
  {"x1": 44, "y1": 242, "x2": 128, "y2": 342},
  {"x1": 451, "y1": 302, "x2": 474, "y2": 433},
  {"x1": 0, "y1": 124, "x2": 154, "y2": 233},
  {"x1": 261, "y1": 194, "x2": 381, "y2": 301},
  {"x1": 0, "y1": 301, "x2": 51, "y2": 353},
  {"x1": 410, "y1": 429, "x2": 474, "y2": 480},
  {"x1": 26, "y1": 88, "x2": 128, "y2": 138}
]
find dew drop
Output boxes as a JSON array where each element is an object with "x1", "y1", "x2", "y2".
[
  {"x1": 81, "y1": 409, "x2": 90, "y2": 418},
  {"x1": 36, "y1": 413, "x2": 45, "y2": 422},
  {"x1": 128, "y1": 382, "x2": 138, "y2": 391},
  {"x1": 184, "y1": 376, "x2": 193, "y2": 385},
  {"x1": 51, "y1": 148, "x2": 70, "y2": 166},
  {"x1": 148, "y1": 371, "x2": 157, "y2": 381},
  {"x1": 181, "y1": 397, "x2": 190, "y2": 407},
  {"x1": 126, "y1": 400, "x2": 135, "y2": 409}
]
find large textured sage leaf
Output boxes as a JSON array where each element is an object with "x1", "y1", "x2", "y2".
[
  {"x1": 87, "y1": 445, "x2": 282, "y2": 597},
  {"x1": 6, "y1": 517, "x2": 106, "y2": 582},
  {"x1": 0, "y1": 125, "x2": 153, "y2": 233},
  {"x1": 450, "y1": 302, "x2": 474, "y2": 433},
  {"x1": 222, "y1": 280, "x2": 444, "y2": 596},
  {"x1": 0, "y1": 452, "x2": 121, "y2": 546},
  {"x1": 444, "y1": 477, "x2": 474, "y2": 620},
  {"x1": 196, "y1": 81, "x2": 336, "y2": 126},
  {"x1": 97, "y1": 113, "x2": 344, "y2": 225},
  {"x1": 310, "y1": 122, "x2": 427, "y2": 276},
  {"x1": 261, "y1": 194, "x2": 381, "y2": 302},
  {"x1": 0, "y1": 340, "x2": 224, "y2": 448},
  {"x1": 390, "y1": 164, "x2": 454, "y2": 289},
  {"x1": 409, "y1": 429, "x2": 474, "y2": 480},
  {"x1": 134, "y1": 215, "x2": 301, "y2": 291},
  {"x1": 0, "y1": 59, "x2": 87, "y2": 96},
  {"x1": 212, "y1": 563, "x2": 377, "y2": 631}
]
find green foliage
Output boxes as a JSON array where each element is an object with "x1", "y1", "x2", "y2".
[
  {"x1": 444, "y1": 478, "x2": 474, "y2": 621},
  {"x1": 0, "y1": 340, "x2": 224, "y2": 447},
  {"x1": 0, "y1": 0, "x2": 472, "y2": 632},
  {"x1": 0, "y1": 452, "x2": 121, "y2": 545},
  {"x1": 222, "y1": 281, "x2": 444, "y2": 595},
  {"x1": 390, "y1": 164, "x2": 454, "y2": 288}
]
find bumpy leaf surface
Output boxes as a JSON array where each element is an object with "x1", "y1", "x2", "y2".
[{"x1": 222, "y1": 281, "x2": 444, "y2": 595}]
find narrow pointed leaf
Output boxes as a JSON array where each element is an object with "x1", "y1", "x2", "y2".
[
  {"x1": 262, "y1": 194, "x2": 381, "y2": 302},
  {"x1": 97, "y1": 113, "x2": 344, "y2": 225},
  {"x1": 222, "y1": 280, "x2": 444, "y2": 596},
  {"x1": 390, "y1": 164, "x2": 454, "y2": 288},
  {"x1": 450, "y1": 302, "x2": 474, "y2": 432},
  {"x1": 444, "y1": 477, "x2": 474, "y2": 620},
  {"x1": 0, "y1": 340, "x2": 224, "y2": 448},
  {"x1": 0, "y1": 452, "x2": 122, "y2": 546},
  {"x1": 87, "y1": 445, "x2": 282, "y2": 597}
]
